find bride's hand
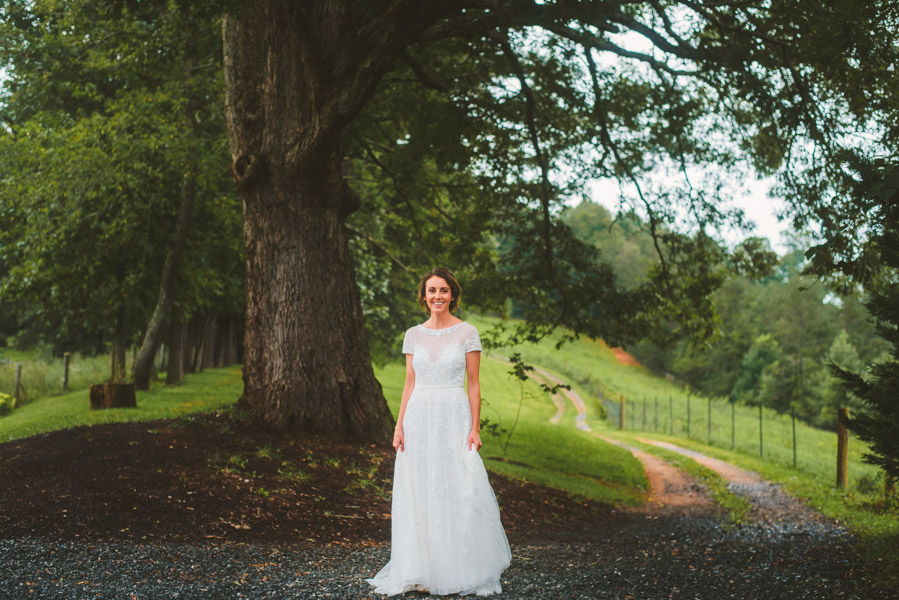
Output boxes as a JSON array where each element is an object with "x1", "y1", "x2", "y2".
[
  {"x1": 393, "y1": 427, "x2": 405, "y2": 452},
  {"x1": 467, "y1": 430, "x2": 482, "y2": 451}
]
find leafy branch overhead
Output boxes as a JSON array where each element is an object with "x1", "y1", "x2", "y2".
[{"x1": 346, "y1": 0, "x2": 899, "y2": 351}]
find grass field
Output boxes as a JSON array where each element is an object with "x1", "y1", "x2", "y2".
[
  {"x1": 467, "y1": 314, "x2": 883, "y2": 495},
  {"x1": 0, "y1": 366, "x2": 242, "y2": 443},
  {"x1": 0, "y1": 350, "x2": 111, "y2": 405}
]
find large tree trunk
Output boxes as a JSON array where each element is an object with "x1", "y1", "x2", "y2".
[
  {"x1": 111, "y1": 299, "x2": 128, "y2": 383},
  {"x1": 222, "y1": 2, "x2": 412, "y2": 443},
  {"x1": 166, "y1": 316, "x2": 186, "y2": 385},
  {"x1": 133, "y1": 176, "x2": 196, "y2": 390},
  {"x1": 201, "y1": 317, "x2": 217, "y2": 369}
]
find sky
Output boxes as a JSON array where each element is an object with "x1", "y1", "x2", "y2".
[{"x1": 586, "y1": 175, "x2": 792, "y2": 255}]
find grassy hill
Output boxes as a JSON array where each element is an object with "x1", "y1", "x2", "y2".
[{"x1": 464, "y1": 314, "x2": 882, "y2": 494}]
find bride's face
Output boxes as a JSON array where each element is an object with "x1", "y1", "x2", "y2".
[{"x1": 425, "y1": 276, "x2": 452, "y2": 315}]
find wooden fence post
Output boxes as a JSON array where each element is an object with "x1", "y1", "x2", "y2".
[
  {"x1": 619, "y1": 396, "x2": 625, "y2": 430},
  {"x1": 63, "y1": 352, "x2": 71, "y2": 391},
  {"x1": 14, "y1": 362, "x2": 23, "y2": 403},
  {"x1": 654, "y1": 396, "x2": 658, "y2": 432},
  {"x1": 687, "y1": 394, "x2": 691, "y2": 438},
  {"x1": 759, "y1": 399, "x2": 764, "y2": 457},
  {"x1": 791, "y1": 407, "x2": 797, "y2": 469},
  {"x1": 836, "y1": 407, "x2": 849, "y2": 489},
  {"x1": 731, "y1": 398, "x2": 735, "y2": 450}
]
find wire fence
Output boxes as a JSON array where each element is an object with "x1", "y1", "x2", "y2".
[
  {"x1": 0, "y1": 353, "x2": 110, "y2": 406},
  {"x1": 601, "y1": 392, "x2": 885, "y2": 496}
]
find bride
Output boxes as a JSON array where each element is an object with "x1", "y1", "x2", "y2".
[{"x1": 368, "y1": 267, "x2": 511, "y2": 596}]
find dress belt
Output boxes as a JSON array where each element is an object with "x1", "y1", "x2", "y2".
[{"x1": 415, "y1": 384, "x2": 464, "y2": 390}]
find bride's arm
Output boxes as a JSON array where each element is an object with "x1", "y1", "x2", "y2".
[
  {"x1": 465, "y1": 351, "x2": 482, "y2": 451},
  {"x1": 392, "y1": 354, "x2": 415, "y2": 452}
]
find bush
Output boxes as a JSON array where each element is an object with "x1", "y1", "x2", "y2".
[{"x1": 0, "y1": 392, "x2": 16, "y2": 417}]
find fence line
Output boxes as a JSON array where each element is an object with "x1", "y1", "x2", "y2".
[{"x1": 600, "y1": 393, "x2": 882, "y2": 495}]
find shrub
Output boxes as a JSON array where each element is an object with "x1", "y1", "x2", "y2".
[{"x1": 0, "y1": 392, "x2": 16, "y2": 416}]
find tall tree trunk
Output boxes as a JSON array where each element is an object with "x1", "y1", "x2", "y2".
[
  {"x1": 183, "y1": 318, "x2": 196, "y2": 374},
  {"x1": 166, "y1": 316, "x2": 186, "y2": 385},
  {"x1": 111, "y1": 300, "x2": 128, "y2": 383},
  {"x1": 133, "y1": 176, "x2": 196, "y2": 390},
  {"x1": 222, "y1": 3, "x2": 405, "y2": 443},
  {"x1": 201, "y1": 317, "x2": 218, "y2": 369}
]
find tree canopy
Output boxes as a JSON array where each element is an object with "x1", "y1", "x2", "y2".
[
  {"x1": 1, "y1": 1, "x2": 897, "y2": 448},
  {"x1": 0, "y1": 0, "x2": 243, "y2": 378}
]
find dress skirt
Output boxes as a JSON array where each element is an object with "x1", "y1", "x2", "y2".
[{"x1": 367, "y1": 384, "x2": 511, "y2": 596}]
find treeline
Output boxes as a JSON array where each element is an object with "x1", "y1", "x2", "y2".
[
  {"x1": 562, "y1": 200, "x2": 889, "y2": 430},
  {"x1": 0, "y1": 2, "x2": 245, "y2": 386}
]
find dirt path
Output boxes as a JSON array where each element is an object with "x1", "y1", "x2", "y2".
[
  {"x1": 599, "y1": 435, "x2": 720, "y2": 517},
  {"x1": 638, "y1": 438, "x2": 847, "y2": 535},
  {"x1": 491, "y1": 355, "x2": 591, "y2": 431}
]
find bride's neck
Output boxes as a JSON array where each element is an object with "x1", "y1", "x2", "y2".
[{"x1": 427, "y1": 314, "x2": 459, "y2": 328}]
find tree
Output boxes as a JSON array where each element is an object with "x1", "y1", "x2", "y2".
[
  {"x1": 733, "y1": 334, "x2": 781, "y2": 403},
  {"x1": 0, "y1": 1, "x2": 242, "y2": 382},
  {"x1": 819, "y1": 330, "x2": 864, "y2": 422},
  {"x1": 219, "y1": 1, "x2": 898, "y2": 443},
  {"x1": 812, "y1": 160, "x2": 899, "y2": 480}
]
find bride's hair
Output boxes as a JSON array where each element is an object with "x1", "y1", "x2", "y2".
[{"x1": 417, "y1": 267, "x2": 462, "y2": 314}]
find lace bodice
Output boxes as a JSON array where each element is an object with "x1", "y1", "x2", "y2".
[{"x1": 402, "y1": 322, "x2": 481, "y2": 389}]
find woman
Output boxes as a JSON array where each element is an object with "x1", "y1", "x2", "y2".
[{"x1": 368, "y1": 267, "x2": 511, "y2": 596}]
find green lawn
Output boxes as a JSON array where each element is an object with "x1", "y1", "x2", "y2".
[
  {"x1": 0, "y1": 366, "x2": 243, "y2": 443},
  {"x1": 468, "y1": 314, "x2": 882, "y2": 494}
]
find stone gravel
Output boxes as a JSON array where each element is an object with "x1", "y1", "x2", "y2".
[{"x1": 1, "y1": 506, "x2": 872, "y2": 600}]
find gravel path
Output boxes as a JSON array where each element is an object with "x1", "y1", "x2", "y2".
[
  {"x1": 0, "y1": 435, "x2": 870, "y2": 600},
  {"x1": 0, "y1": 409, "x2": 882, "y2": 598},
  {"x1": 1, "y1": 510, "x2": 866, "y2": 600}
]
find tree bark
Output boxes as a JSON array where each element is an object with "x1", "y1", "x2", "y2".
[
  {"x1": 133, "y1": 176, "x2": 196, "y2": 390},
  {"x1": 166, "y1": 316, "x2": 186, "y2": 385},
  {"x1": 201, "y1": 317, "x2": 218, "y2": 369},
  {"x1": 222, "y1": 2, "x2": 422, "y2": 443},
  {"x1": 111, "y1": 300, "x2": 128, "y2": 383},
  {"x1": 89, "y1": 383, "x2": 136, "y2": 410}
]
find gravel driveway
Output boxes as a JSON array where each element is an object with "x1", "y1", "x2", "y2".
[{"x1": 1, "y1": 507, "x2": 863, "y2": 600}]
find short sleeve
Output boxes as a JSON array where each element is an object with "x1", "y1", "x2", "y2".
[
  {"x1": 402, "y1": 328, "x2": 414, "y2": 354},
  {"x1": 463, "y1": 326, "x2": 482, "y2": 353}
]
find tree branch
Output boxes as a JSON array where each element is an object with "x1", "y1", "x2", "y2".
[
  {"x1": 493, "y1": 32, "x2": 556, "y2": 279},
  {"x1": 345, "y1": 227, "x2": 412, "y2": 274},
  {"x1": 400, "y1": 51, "x2": 452, "y2": 92},
  {"x1": 546, "y1": 23, "x2": 701, "y2": 77},
  {"x1": 584, "y1": 46, "x2": 673, "y2": 293}
]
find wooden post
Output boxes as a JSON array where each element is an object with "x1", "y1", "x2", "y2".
[
  {"x1": 687, "y1": 394, "x2": 691, "y2": 438},
  {"x1": 836, "y1": 407, "x2": 849, "y2": 489},
  {"x1": 14, "y1": 362, "x2": 23, "y2": 403},
  {"x1": 886, "y1": 475, "x2": 896, "y2": 499},
  {"x1": 63, "y1": 352, "x2": 71, "y2": 391},
  {"x1": 669, "y1": 396, "x2": 673, "y2": 434},
  {"x1": 731, "y1": 397, "x2": 735, "y2": 450},
  {"x1": 619, "y1": 396, "x2": 625, "y2": 430},
  {"x1": 759, "y1": 399, "x2": 764, "y2": 457},
  {"x1": 791, "y1": 406, "x2": 797, "y2": 469},
  {"x1": 642, "y1": 397, "x2": 646, "y2": 431}
]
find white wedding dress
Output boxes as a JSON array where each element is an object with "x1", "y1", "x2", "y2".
[{"x1": 368, "y1": 322, "x2": 511, "y2": 596}]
